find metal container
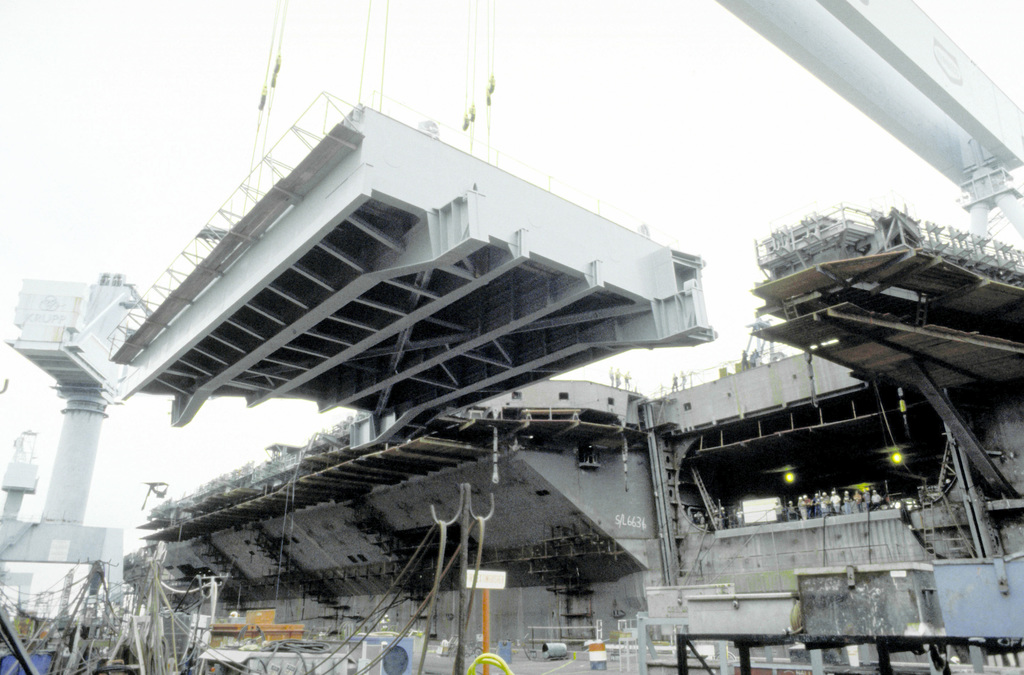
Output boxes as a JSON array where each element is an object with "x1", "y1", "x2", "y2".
[
  {"x1": 686, "y1": 592, "x2": 798, "y2": 633},
  {"x1": 645, "y1": 584, "x2": 734, "y2": 620},
  {"x1": 933, "y1": 555, "x2": 1024, "y2": 636},
  {"x1": 796, "y1": 562, "x2": 942, "y2": 635}
]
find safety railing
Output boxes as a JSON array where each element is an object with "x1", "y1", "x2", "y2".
[
  {"x1": 920, "y1": 220, "x2": 1024, "y2": 280},
  {"x1": 108, "y1": 92, "x2": 357, "y2": 357},
  {"x1": 756, "y1": 203, "x2": 878, "y2": 272},
  {"x1": 146, "y1": 412, "x2": 374, "y2": 521}
]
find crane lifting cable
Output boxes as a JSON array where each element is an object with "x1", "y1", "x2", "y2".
[
  {"x1": 485, "y1": 0, "x2": 496, "y2": 159},
  {"x1": 379, "y1": 0, "x2": 390, "y2": 108},
  {"x1": 463, "y1": 0, "x2": 496, "y2": 154},
  {"x1": 463, "y1": 0, "x2": 476, "y2": 135},
  {"x1": 249, "y1": 0, "x2": 290, "y2": 187},
  {"x1": 259, "y1": 0, "x2": 290, "y2": 163},
  {"x1": 358, "y1": 0, "x2": 373, "y2": 104}
]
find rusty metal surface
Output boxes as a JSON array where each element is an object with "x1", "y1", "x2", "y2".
[
  {"x1": 757, "y1": 303, "x2": 1024, "y2": 388},
  {"x1": 796, "y1": 563, "x2": 942, "y2": 635},
  {"x1": 754, "y1": 250, "x2": 1024, "y2": 339}
]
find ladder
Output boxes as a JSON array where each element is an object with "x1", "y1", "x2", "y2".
[
  {"x1": 56, "y1": 568, "x2": 75, "y2": 619},
  {"x1": 918, "y1": 494, "x2": 975, "y2": 558},
  {"x1": 937, "y1": 492, "x2": 975, "y2": 557},
  {"x1": 691, "y1": 468, "x2": 717, "y2": 531},
  {"x1": 918, "y1": 440, "x2": 975, "y2": 558}
]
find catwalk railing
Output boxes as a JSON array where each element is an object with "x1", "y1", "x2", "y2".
[
  {"x1": 147, "y1": 413, "x2": 370, "y2": 522},
  {"x1": 757, "y1": 203, "x2": 1024, "y2": 286},
  {"x1": 108, "y1": 93, "x2": 357, "y2": 359}
]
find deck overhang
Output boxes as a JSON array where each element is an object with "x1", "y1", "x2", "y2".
[{"x1": 754, "y1": 249, "x2": 1024, "y2": 388}]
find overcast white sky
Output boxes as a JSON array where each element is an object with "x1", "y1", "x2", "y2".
[{"x1": 2, "y1": 1, "x2": 1023, "y2": 597}]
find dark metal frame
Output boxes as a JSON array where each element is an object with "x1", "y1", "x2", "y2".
[{"x1": 676, "y1": 633, "x2": 1024, "y2": 675}]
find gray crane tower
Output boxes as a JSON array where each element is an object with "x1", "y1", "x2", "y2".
[{"x1": 3, "y1": 274, "x2": 139, "y2": 595}]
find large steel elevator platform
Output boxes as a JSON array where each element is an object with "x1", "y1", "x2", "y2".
[{"x1": 114, "y1": 102, "x2": 714, "y2": 443}]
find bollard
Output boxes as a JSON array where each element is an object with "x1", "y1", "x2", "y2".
[{"x1": 588, "y1": 641, "x2": 607, "y2": 670}]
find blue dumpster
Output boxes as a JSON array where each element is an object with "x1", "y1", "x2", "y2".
[{"x1": 0, "y1": 653, "x2": 52, "y2": 675}]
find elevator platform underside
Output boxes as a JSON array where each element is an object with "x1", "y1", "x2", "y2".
[{"x1": 119, "y1": 107, "x2": 713, "y2": 440}]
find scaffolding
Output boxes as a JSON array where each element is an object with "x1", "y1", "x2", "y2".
[{"x1": 757, "y1": 205, "x2": 1024, "y2": 287}]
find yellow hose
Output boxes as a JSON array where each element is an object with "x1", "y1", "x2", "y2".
[{"x1": 467, "y1": 653, "x2": 513, "y2": 675}]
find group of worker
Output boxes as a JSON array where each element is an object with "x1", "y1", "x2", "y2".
[
  {"x1": 780, "y1": 488, "x2": 886, "y2": 521},
  {"x1": 711, "y1": 488, "x2": 890, "y2": 530},
  {"x1": 609, "y1": 367, "x2": 634, "y2": 390}
]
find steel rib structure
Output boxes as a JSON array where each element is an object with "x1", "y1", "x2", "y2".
[{"x1": 116, "y1": 104, "x2": 714, "y2": 442}]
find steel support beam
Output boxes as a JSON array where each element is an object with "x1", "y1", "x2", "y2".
[
  {"x1": 248, "y1": 253, "x2": 525, "y2": 410},
  {"x1": 332, "y1": 277, "x2": 598, "y2": 410},
  {"x1": 642, "y1": 404, "x2": 677, "y2": 584},
  {"x1": 902, "y1": 360, "x2": 1018, "y2": 499},
  {"x1": 170, "y1": 242, "x2": 498, "y2": 425},
  {"x1": 944, "y1": 423, "x2": 996, "y2": 558}
]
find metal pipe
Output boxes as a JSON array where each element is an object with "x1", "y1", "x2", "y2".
[
  {"x1": 995, "y1": 192, "x2": 1024, "y2": 240},
  {"x1": 455, "y1": 484, "x2": 471, "y2": 675},
  {"x1": 41, "y1": 387, "x2": 108, "y2": 524},
  {"x1": 969, "y1": 202, "x2": 991, "y2": 238}
]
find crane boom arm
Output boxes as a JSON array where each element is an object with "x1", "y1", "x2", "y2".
[{"x1": 716, "y1": 0, "x2": 1024, "y2": 184}]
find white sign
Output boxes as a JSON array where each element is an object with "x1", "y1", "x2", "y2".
[
  {"x1": 48, "y1": 539, "x2": 71, "y2": 562},
  {"x1": 14, "y1": 281, "x2": 87, "y2": 343},
  {"x1": 466, "y1": 569, "x2": 506, "y2": 589}
]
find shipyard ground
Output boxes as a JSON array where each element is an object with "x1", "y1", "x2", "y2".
[
  {"x1": 391, "y1": 642, "x2": 1024, "y2": 675},
  {"x1": 414, "y1": 644, "x2": 636, "y2": 675}
]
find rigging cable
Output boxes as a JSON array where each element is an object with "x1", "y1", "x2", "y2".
[
  {"x1": 305, "y1": 524, "x2": 442, "y2": 673},
  {"x1": 247, "y1": 0, "x2": 290, "y2": 217},
  {"x1": 250, "y1": 0, "x2": 284, "y2": 173},
  {"x1": 358, "y1": 0, "x2": 373, "y2": 104},
  {"x1": 305, "y1": 545, "x2": 462, "y2": 675},
  {"x1": 274, "y1": 444, "x2": 304, "y2": 605},
  {"x1": 462, "y1": 1, "x2": 477, "y2": 136},
  {"x1": 464, "y1": 0, "x2": 472, "y2": 125},
  {"x1": 872, "y1": 380, "x2": 898, "y2": 448},
  {"x1": 260, "y1": 0, "x2": 291, "y2": 164},
  {"x1": 472, "y1": 0, "x2": 480, "y2": 124},
  {"x1": 872, "y1": 381, "x2": 917, "y2": 484},
  {"x1": 459, "y1": 516, "x2": 487, "y2": 647},
  {"x1": 485, "y1": 0, "x2": 496, "y2": 160},
  {"x1": 379, "y1": 0, "x2": 391, "y2": 108},
  {"x1": 415, "y1": 522, "x2": 448, "y2": 675}
]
